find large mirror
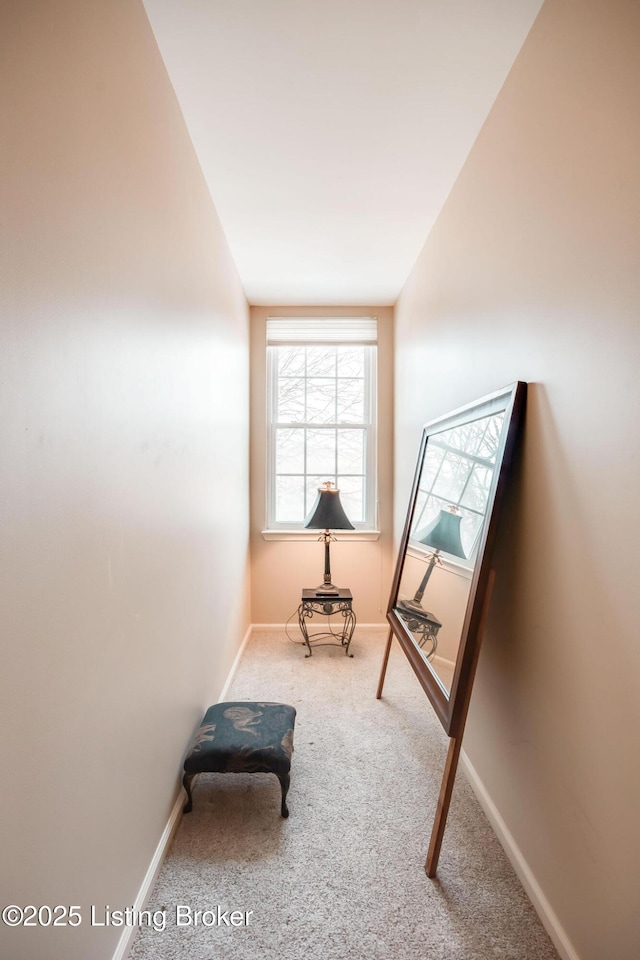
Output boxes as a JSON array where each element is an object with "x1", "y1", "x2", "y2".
[{"x1": 383, "y1": 382, "x2": 526, "y2": 738}]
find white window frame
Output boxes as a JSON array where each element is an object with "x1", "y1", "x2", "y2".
[{"x1": 264, "y1": 318, "x2": 378, "y2": 534}]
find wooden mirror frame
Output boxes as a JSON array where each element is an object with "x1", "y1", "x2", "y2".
[{"x1": 377, "y1": 381, "x2": 527, "y2": 875}]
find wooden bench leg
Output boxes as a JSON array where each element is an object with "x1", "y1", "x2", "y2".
[
  {"x1": 182, "y1": 772, "x2": 196, "y2": 813},
  {"x1": 278, "y1": 773, "x2": 290, "y2": 818}
]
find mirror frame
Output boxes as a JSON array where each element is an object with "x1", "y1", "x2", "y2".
[{"x1": 386, "y1": 381, "x2": 527, "y2": 737}]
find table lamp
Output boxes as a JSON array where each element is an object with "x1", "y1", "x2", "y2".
[
  {"x1": 305, "y1": 481, "x2": 354, "y2": 596},
  {"x1": 398, "y1": 506, "x2": 466, "y2": 616}
]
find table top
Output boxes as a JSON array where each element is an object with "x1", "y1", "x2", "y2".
[
  {"x1": 396, "y1": 601, "x2": 441, "y2": 628},
  {"x1": 301, "y1": 588, "x2": 353, "y2": 602}
]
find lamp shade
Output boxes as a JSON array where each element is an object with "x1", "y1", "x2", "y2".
[
  {"x1": 305, "y1": 482, "x2": 355, "y2": 530},
  {"x1": 415, "y1": 508, "x2": 466, "y2": 559}
]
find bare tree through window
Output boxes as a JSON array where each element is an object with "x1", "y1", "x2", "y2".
[
  {"x1": 268, "y1": 341, "x2": 376, "y2": 528},
  {"x1": 410, "y1": 412, "x2": 505, "y2": 562}
]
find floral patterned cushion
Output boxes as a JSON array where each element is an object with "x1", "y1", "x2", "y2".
[{"x1": 184, "y1": 701, "x2": 296, "y2": 779}]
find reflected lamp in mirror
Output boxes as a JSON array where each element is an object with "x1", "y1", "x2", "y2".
[
  {"x1": 398, "y1": 507, "x2": 466, "y2": 651},
  {"x1": 305, "y1": 481, "x2": 354, "y2": 597}
]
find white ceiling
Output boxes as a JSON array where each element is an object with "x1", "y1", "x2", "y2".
[{"x1": 142, "y1": 0, "x2": 543, "y2": 306}]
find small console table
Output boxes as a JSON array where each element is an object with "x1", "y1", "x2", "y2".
[
  {"x1": 298, "y1": 589, "x2": 356, "y2": 657},
  {"x1": 396, "y1": 604, "x2": 442, "y2": 660}
]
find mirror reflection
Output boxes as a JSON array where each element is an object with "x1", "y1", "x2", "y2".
[{"x1": 394, "y1": 409, "x2": 506, "y2": 695}]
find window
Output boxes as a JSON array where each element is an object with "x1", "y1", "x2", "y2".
[{"x1": 266, "y1": 318, "x2": 377, "y2": 531}]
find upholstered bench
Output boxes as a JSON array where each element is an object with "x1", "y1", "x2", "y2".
[{"x1": 182, "y1": 701, "x2": 296, "y2": 818}]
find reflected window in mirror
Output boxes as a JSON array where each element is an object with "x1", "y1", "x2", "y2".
[{"x1": 410, "y1": 411, "x2": 506, "y2": 567}]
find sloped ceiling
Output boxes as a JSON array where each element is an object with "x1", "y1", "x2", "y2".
[{"x1": 142, "y1": 0, "x2": 543, "y2": 305}]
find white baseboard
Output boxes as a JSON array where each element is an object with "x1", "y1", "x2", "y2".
[
  {"x1": 354, "y1": 622, "x2": 389, "y2": 634},
  {"x1": 251, "y1": 622, "x2": 388, "y2": 634},
  {"x1": 460, "y1": 751, "x2": 581, "y2": 960},
  {"x1": 112, "y1": 623, "x2": 253, "y2": 960},
  {"x1": 111, "y1": 790, "x2": 184, "y2": 960},
  {"x1": 217, "y1": 624, "x2": 253, "y2": 702}
]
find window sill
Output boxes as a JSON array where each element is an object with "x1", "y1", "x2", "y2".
[
  {"x1": 406, "y1": 544, "x2": 473, "y2": 579},
  {"x1": 262, "y1": 529, "x2": 381, "y2": 542}
]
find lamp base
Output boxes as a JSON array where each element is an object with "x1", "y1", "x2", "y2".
[
  {"x1": 397, "y1": 598, "x2": 440, "y2": 624},
  {"x1": 314, "y1": 581, "x2": 339, "y2": 597}
]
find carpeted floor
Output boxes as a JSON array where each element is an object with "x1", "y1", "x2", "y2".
[{"x1": 129, "y1": 628, "x2": 560, "y2": 960}]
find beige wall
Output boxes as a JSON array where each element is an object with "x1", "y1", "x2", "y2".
[
  {"x1": 394, "y1": 2, "x2": 640, "y2": 958},
  {"x1": 250, "y1": 305, "x2": 394, "y2": 625},
  {"x1": 0, "y1": 3, "x2": 250, "y2": 959}
]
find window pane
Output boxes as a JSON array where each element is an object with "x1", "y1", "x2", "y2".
[
  {"x1": 441, "y1": 422, "x2": 481, "y2": 458},
  {"x1": 275, "y1": 428, "x2": 304, "y2": 473},
  {"x1": 420, "y1": 443, "x2": 445, "y2": 490},
  {"x1": 306, "y1": 378, "x2": 336, "y2": 423},
  {"x1": 307, "y1": 346, "x2": 336, "y2": 377},
  {"x1": 460, "y1": 464, "x2": 492, "y2": 513},
  {"x1": 336, "y1": 378, "x2": 364, "y2": 423},
  {"x1": 306, "y1": 428, "x2": 336, "y2": 475},
  {"x1": 337, "y1": 476, "x2": 364, "y2": 524},
  {"x1": 277, "y1": 377, "x2": 305, "y2": 423},
  {"x1": 277, "y1": 345, "x2": 305, "y2": 377},
  {"x1": 337, "y1": 429, "x2": 364, "y2": 474},
  {"x1": 276, "y1": 476, "x2": 305, "y2": 522},
  {"x1": 411, "y1": 489, "x2": 430, "y2": 536},
  {"x1": 337, "y1": 346, "x2": 364, "y2": 378},
  {"x1": 477, "y1": 414, "x2": 504, "y2": 460},
  {"x1": 432, "y1": 453, "x2": 472, "y2": 502}
]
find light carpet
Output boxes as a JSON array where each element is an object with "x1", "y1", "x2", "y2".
[{"x1": 129, "y1": 628, "x2": 560, "y2": 960}]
